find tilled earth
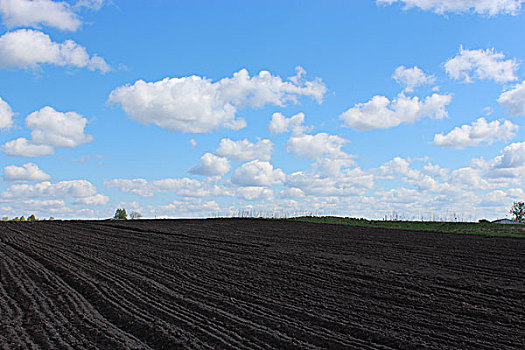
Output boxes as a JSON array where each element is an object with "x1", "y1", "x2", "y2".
[{"x1": 0, "y1": 219, "x2": 523, "y2": 349}]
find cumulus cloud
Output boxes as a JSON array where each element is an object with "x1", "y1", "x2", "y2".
[
  {"x1": 0, "y1": 0, "x2": 81, "y2": 31},
  {"x1": 284, "y1": 167, "x2": 373, "y2": 198},
  {"x1": 0, "y1": 29, "x2": 110, "y2": 72},
  {"x1": 286, "y1": 133, "x2": 349, "y2": 160},
  {"x1": 433, "y1": 118, "x2": 518, "y2": 149},
  {"x1": 104, "y1": 177, "x2": 229, "y2": 198},
  {"x1": 189, "y1": 153, "x2": 231, "y2": 176},
  {"x1": 491, "y1": 142, "x2": 525, "y2": 170},
  {"x1": 74, "y1": 194, "x2": 109, "y2": 206},
  {"x1": 215, "y1": 138, "x2": 273, "y2": 161},
  {"x1": 375, "y1": 157, "x2": 450, "y2": 192},
  {"x1": 108, "y1": 68, "x2": 326, "y2": 133},
  {"x1": 2, "y1": 138, "x2": 54, "y2": 157},
  {"x1": 26, "y1": 106, "x2": 93, "y2": 147},
  {"x1": 231, "y1": 160, "x2": 285, "y2": 187},
  {"x1": 1, "y1": 106, "x2": 92, "y2": 157},
  {"x1": 158, "y1": 198, "x2": 220, "y2": 217},
  {"x1": 1, "y1": 180, "x2": 98, "y2": 200},
  {"x1": 268, "y1": 112, "x2": 307, "y2": 135},
  {"x1": 377, "y1": 0, "x2": 525, "y2": 16},
  {"x1": 235, "y1": 186, "x2": 274, "y2": 201},
  {"x1": 2, "y1": 162, "x2": 50, "y2": 182},
  {"x1": 444, "y1": 47, "x2": 518, "y2": 84},
  {"x1": 393, "y1": 66, "x2": 436, "y2": 92},
  {"x1": 498, "y1": 80, "x2": 525, "y2": 116},
  {"x1": 340, "y1": 93, "x2": 451, "y2": 130},
  {"x1": 0, "y1": 97, "x2": 15, "y2": 129}
]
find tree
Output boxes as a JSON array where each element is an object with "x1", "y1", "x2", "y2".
[
  {"x1": 130, "y1": 211, "x2": 142, "y2": 220},
  {"x1": 20, "y1": 216, "x2": 26, "y2": 221},
  {"x1": 510, "y1": 201, "x2": 525, "y2": 222},
  {"x1": 27, "y1": 214, "x2": 37, "y2": 221},
  {"x1": 114, "y1": 208, "x2": 127, "y2": 220}
]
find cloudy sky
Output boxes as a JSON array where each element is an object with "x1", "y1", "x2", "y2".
[{"x1": 1, "y1": 0, "x2": 525, "y2": 220}]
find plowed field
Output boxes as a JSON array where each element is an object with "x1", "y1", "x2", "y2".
[{"x1": 0, "y1": 219, "x2": 523, "y2": 349}]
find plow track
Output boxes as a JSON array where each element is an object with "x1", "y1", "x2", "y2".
[{"x1": 0, "y1": 219, "x2": 523, "y2": 349}]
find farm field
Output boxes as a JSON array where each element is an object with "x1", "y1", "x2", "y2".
[
  {"x1": 288, "y1": 216, "x2": 525, "y2": 238},
  {"x1": 0, "y1": 219, "x2": 524, "y2": 349}
]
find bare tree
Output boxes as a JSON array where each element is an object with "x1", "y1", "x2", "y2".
[{"x1": 130, "y1": 211, "x2": 143, "y2": 220}]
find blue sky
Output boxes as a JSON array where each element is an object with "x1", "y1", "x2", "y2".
[{"x1": 1, "y1": 0, "x2": 525, "y2": 220}]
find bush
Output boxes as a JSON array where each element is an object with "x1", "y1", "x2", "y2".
[
  {"x1": 114, "y1": 208, "x2": 127, "y2": 220},
  {"x1": 20, "y1": 216, "x2": 26, "y2": 222},
  {"x1": 27, "y1": 215, "x2": 37, "y2": 221}
]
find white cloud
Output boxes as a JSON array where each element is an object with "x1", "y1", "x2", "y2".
[
  {"x1": 2, "y1": 138, "x2": 54, "y2": 157},
  {"x1": 268, "y1": 112, "x2": 307, "y2": 135},
  {"x1": 1, "y1": 180, "x2": 98, "y2": 200},
  {"x1": 104, "y1": 177, "x2": 229, "y2": 198},
  {"x1": 75, "y1": 0, "x2": 105, "y2": 10},
  {"x1": 0, "y1": 97, "x2": 14, "y2": 129},
  {"x1": 0, "y1": 29, "x2": 110, "y2": 73},
  {"x1": 108, "y1": 68, "x2": 326, "y2": 133},
  {"x1": 0, "y1": 0, "x2": 81, "y2": 31},
  {"x1": 1, "y1": 106, "x2": 92, "y2": 157},
  {"x1": 393, "y1": 66, "x2": 436, "y2": 92},
  {"x1": 376, "y1": 187, "x2": 422, "y2": 204},
  {"x1": 158, "y1": 198, "x2": 220, "y2": 217},
  {"x1": 444, "y1": 47, "x2": 518, "y2": 84},
  {"x1": 2, "y1": 163, "x2": 50, "y2": 182},
  {"x1": 231, "y1": 160, "x2": 285, "y2": 187},
  {"x1": 235, "y1": 186, "x2": 274, "y2": 201},
  {"x1": 189, "y1": 153, "x2": 231, "y2": 176},
  {"x1": 286, "y1": 133, "x2": 349, "y2": 160},
  {"x1": 26, "y1": 106, "x2": 93, "y2": 147},
  {"x1": 433, "y1": 118, "x2": 518, "y2": 148},
  {"x1": 215, "y1": 138, "x2": 273, "y2": 161},
  {"x1": 491, "y1": 141, "x2": 525, "y2": 170},
  {"x1": 340, "y1": 93, "x2": 451, "y2": 130},
  {"x1": 74, "y1": 194, "x2": 109, "y2": 206},
  {"x1": 284, "y1": 168, "x2": 373, "y2": 197},
  {"x1": 498, "y1": 80, "x2": 525, "y2": 116},
  {"x1": 377, "y1": 0, "x2": 525, "y2": 16}
]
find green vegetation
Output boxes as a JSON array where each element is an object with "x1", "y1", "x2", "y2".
[
  {"x1": 114, "y1": 208, "x2": 128, "y2": 220},
  {"x1": 287, "y1": 216, "x2": 525, "y2": 238},
  {"x1": 0, "y1": 215, "x2": 49, "y2": 222}
]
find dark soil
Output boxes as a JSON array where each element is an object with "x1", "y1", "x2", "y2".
[{"x1": 0, "y1": 219, "x2": 523, "y2": 349}]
